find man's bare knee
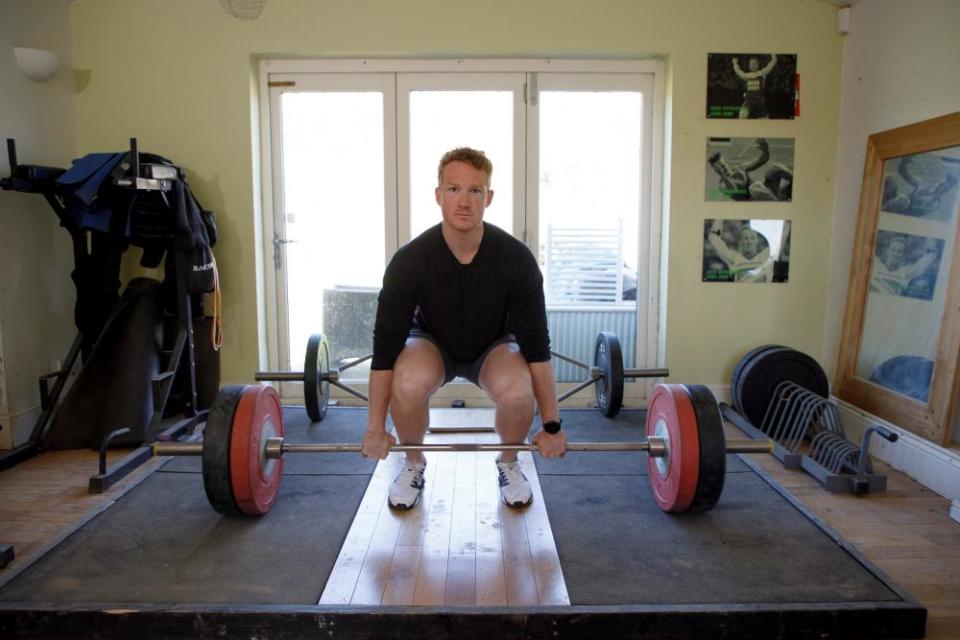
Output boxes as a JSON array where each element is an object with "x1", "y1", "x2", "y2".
[
  {"x1": 497, "y1": 387, "x2": 534, "y2": 415},
  {"x1": 392, "y1": 373, "x2": 435, "y2": 407}
]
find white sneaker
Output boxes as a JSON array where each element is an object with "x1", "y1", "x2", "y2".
[
  {"x1": 496, "y1": 459, "x2": 533, "y2": 508},
  {"x1": 388, "y1": 459, "x2": 426, "y2": 510}
]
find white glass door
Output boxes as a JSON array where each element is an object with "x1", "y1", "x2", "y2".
[
  {"x1": 527, "y1": 73, "x2": 653, "y2": 382},
  {"x1": 264, "y1": 60, "x2": 661, "y2": 406},
  {"x1": 269, "y1": 74, "x2": 396, "y2": 392},
  {"x1": 398, "y1": 73, "x2": 526, "y2": 243}
]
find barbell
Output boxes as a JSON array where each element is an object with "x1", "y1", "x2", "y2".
[
  {"x1": 153, "y1": 383, "x2": 772, "y2": 517},
  {"x1": 256, "y1": 331, "x2": 667, "y2": 421}
]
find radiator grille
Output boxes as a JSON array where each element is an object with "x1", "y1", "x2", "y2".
[{"x1": 547, "y1": 307, "x2": 636, "y2": 382}]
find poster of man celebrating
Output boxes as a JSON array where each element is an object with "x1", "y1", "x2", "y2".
[
  {"x1": 702, "y1": 218, "x2": 791, "y2": 283},
  {"x1": 707, "y1": 53, "x2": 798, "y2": 119},
  {"x1": 869, "y1": 230, "x2": 945, "y2": 300}
]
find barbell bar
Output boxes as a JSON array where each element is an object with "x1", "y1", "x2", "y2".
[
  {"x1": 255, "y1": 358, "x2": 371, "y2": 399},
  {"x1": 154, "y1": 437, "x2": 772, "y2": 458},
  {"x1": 161, "y1": 382, "x2": 774, "y2": 517},
  {"x1": 256, "y1": 331, "x2": 667, "y2": 422}
]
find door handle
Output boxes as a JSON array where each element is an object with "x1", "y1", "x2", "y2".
[{"x1": 273, "y1": 232, "x2": 298, "y2": 269}]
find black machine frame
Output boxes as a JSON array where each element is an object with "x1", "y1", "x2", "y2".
[{"x1": 0, "y1": 138, "x2": 208, "y2": 489}]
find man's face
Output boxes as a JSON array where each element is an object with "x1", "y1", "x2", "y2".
[
  {"x1": 748, "y1": 57, "x2": 759, "y2": 71},
  {"x1": 435, "y1": 161, "x2": 493, "y2": 234},
  {"x1": 740, "y1": 229, "x2": 759, "y2": 258},
  {"x1": 885, "y1": 241, "x2": 906, "y2": 270}
]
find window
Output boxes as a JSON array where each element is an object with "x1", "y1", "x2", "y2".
[{"x1": 261, "y1": 59, "x2": 663, "y2": 404}]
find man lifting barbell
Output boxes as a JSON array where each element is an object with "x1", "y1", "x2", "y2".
[{"x1": 360, "y1": 147, "x2": 567, "y2": 510}]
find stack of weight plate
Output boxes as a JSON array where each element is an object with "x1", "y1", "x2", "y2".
[{"x1": 731, "y1": 345, "x2": 830, "y2": 429}]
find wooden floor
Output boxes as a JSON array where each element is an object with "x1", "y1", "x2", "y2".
[
  {"x1": 320, "y1": 408, "x2": 568, "y2": 606},
  {"x1": 747, "y1": 445, "x2": 960, "y2": 640},
  {"x1": 0, "y1": 408, "x2": 957, "y2": 638}
]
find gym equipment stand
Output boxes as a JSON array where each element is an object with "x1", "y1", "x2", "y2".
[{"x1": 0, "y1": 138, "x2": 208, "y2": 491}]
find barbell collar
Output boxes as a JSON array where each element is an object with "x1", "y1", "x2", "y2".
[{"x1": 153, "y1": 437, "x2": 770, "y2": 459}]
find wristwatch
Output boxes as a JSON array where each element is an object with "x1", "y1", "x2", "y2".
[{"x1": 543, "y1": 419, "x2": 563, "y2": 435}]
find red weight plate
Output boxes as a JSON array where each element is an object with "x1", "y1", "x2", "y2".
[
  {"x1": 646, "y1": 384, "x2": 701, "y2": 513},
  {"x1": 230, "y1": 385, "x2": 285, "y2": 515}
]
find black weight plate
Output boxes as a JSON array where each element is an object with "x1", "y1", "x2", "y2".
[
  {"x1": 202, "y1": 384, "x2": 247, "y2": 516},
  {"x1": 738, "y1": 348, "x2": 829, "y2": 428},
  {"x1": 731, "y1": 344, "x2": 784, "y2": 413},
  {"x1": 683, "y1": 384, "x2": 726, "y2": 513},
  {"x1": 304, "y1": 333, "x2": 330, "y2": 422},
  {"x1": 594, "y1": 332, "x2": 624, "y2": 417}
]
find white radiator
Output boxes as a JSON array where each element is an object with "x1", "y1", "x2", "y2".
[{"x1": 547, "y1": 306, "x2": 636, "y2": 382}]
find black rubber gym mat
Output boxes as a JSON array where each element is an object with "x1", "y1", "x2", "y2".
[
  {"x1": 534, "y1": 408, "x2": 749, "y2": 475},
  {"x1": 0, "y1": 473, "x2": 365, "y2": 604},
  {"x1": 0, "y1": 407, "x2": 375, "y2": 604},
  {"x1": 537, "y1": 472, "x2": 898, "y2": 605},
  {"x1": 0, "y1": 407, "x2": 926, "y2": 639}
]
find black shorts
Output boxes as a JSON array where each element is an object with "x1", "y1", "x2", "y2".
[{"x1": 409, "y1": 329, "x2": 517, "y2": 386}]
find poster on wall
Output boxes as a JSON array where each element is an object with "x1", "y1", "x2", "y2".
[
  {"x1": 706, "y1": 53, "x2": 798, "y2": 119},
  {"x1": 705, "y1": 137, "x2": 795, "y2": 201},
  {"x1": 869, "y1": 230, "x2": 945, "y2": 300},
  {"x1": 702, "y1": 218, "x2": 791, "y2": 283},
  {"x1": 880, "y1": 151, "x2": 960, "y2": 220}
]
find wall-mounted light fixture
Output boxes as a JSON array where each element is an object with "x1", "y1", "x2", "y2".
[{"x1": 14, "y1": 47, "x2": 60, "y2": 82}]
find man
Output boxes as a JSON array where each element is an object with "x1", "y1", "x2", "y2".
[
  {"x1": 361, "y1": 147, "x2": 567, "y2": 510},
  {"x1": 732, "y1": 54, "x2": 778, "y2": 119},
  {"x1": 870, "y1": 236, "x2": 938, "y2": 296},
  {"x1": 706, "y1": 219, "x2": 773, "y2": 282}
]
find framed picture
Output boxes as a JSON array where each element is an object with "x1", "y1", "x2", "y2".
[
  {"x1": 835, "y1": 112, "x2": 960, "y2": 444},
  {"x1": 702, "y1": 218, "x2": 791, "y2": 283},
  {"x1": 705, "y1": 137, "x2": 795, "y2": 201},
  {"x1": 706, "y1": 53, "x2": 797, "y2": 119}
]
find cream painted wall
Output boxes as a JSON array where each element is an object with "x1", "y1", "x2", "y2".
[
  {"x1": 0, "y1": 0, "x2": 76, "y2": 448},
  {"x1": 68, "y1": 0, "x2": 843, "y2": 386}
]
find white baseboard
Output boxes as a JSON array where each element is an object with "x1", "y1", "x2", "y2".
[
  {"x1": 0, "y1": 406, "x2": 41, "y2": 450},
  {"x1": 832, "y1": 397, "x2": 960, "y2": 503}
]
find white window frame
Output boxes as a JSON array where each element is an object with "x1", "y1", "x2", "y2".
[
  {"x1": 258, "y1": 58, "x2": 666, "y2": 407},
  {"x1": 396, "y1": 72, "x2": 527, "y2": 243}
]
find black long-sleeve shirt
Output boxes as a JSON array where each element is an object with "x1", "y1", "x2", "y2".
[{"x1": 371, "y1": 222, "x2": 551, "y2": 370}]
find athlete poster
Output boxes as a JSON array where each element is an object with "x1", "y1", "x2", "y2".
[
  {"x1": 880, "y1": 150, "x2": 960, "y2": 221},
  {"x1": 705, "y1": 137, "x2": 795, "y2": 201},
  {"x1": 702, "y1": 218, "x2": 791, "y2": 283},
  {"x1": 869, "y1": 230, "x2": 945, "y2": 300},
  {"x1": 706, "y1": 53, "x2": 798, "y2": 119}
]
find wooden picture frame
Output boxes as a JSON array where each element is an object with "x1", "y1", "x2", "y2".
[{"x1": 836, "y1": 112, "x2": 960, "y2": 445}]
